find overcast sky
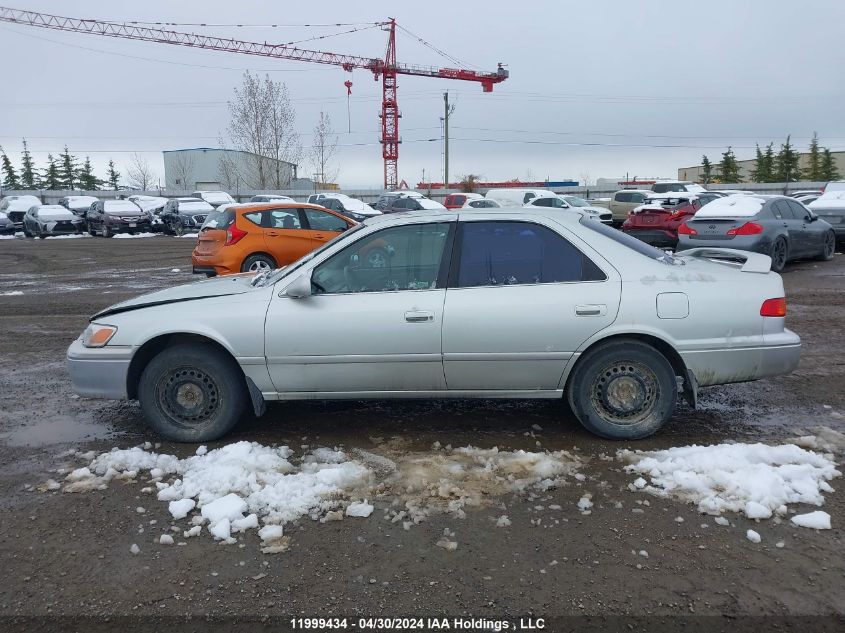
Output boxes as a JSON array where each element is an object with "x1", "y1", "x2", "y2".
[{"x1": 2, "y1": 0, "x2": 844, "y2": 189}]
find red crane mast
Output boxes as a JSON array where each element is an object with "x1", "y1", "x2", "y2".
[{"x1": 0, "y1": 6, "x2": 509, "y2": 189}]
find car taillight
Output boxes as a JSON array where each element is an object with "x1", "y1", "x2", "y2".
[
  {"x1": 677, "y1": 222, "x2": 697, "y2": 235},
  {"x1": 760, "y1": 298, "x2": 787, "y2": 317},
  {"x1": 727, "y1": 222, "x2": 764, "y2": 236},
  {"x1": 669, "y1": 210, "x2": 688, "y2": 221},
  {"x1": 225, "y1": 224, "x2": 247, "y2": 246}
]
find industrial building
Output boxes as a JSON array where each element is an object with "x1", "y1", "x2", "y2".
[
  {"x1": 677, "y1": 151, "x2": 845, "y2": 182},
  {"x1": 163, "y1": 148, "x2": 299, "y2": 191}
]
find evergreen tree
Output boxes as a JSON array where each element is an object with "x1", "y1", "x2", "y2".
[
  {"x1": 106, "y1": 159, "x2": 121, "y2": 190},
  {"x1": 76, "y1": 156, "x2": 102, "y2": 191},
  {"x1": 749, "y1": 144, "x2": 767, "y2": 183},
  {"x1": 58, "y1": 145, "x2": 79, "y2": 189},
  {"x1": 717, "y1": 146, "x2": 742, "y2": 183},
  {"x1": 20, "y1": 138, "x2": 37, "y2": 189},
  {"x1": 803, "y1": 132, "x2": 822, "y2": 181},
  {"x1": 0, "y1": 147, "x2": 20, "y2": 189},
  {"x1": 774, "y1": 135, "x2": 802, "y2": 182},
  {"x1": 821, "y1": 149, "x2": 841, "y2": 181},
  {"x1": 700, "y1": 155, "x2": 712, "y2": 184},
  {"x1": 42, "y1": 154, "x2": 61, "y2": 190},
  {"x1": 760, "y1": 143, "x2": 776, "y2": 182}
]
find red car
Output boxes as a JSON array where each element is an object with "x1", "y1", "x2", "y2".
[{"x1": 622, "y1": 194, "x2": 702, "y2": 248}]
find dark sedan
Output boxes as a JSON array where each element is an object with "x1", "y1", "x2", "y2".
[
  {"x1": 23, "y1": 204, "x2": 85, "y2": 237},
  {"x1": 677, "y1": 195, "x2": 836, "y2": 272},
  {"x1": 160, "y1": 198, "x2": 215, "y2": 235},
  {"x1": 0, "y1": 211, "x2": 14, "y2": 235},
  {"x1": 86, "y1": 200, "x2": 152, "y2": 237}
]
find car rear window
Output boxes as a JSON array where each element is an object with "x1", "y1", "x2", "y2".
[
  {"x1": 580, "y1": 217, "x2": 676, "y2": 264},
  {"x1": 201, "y1": 210, "x2": 235, "y2": 230}
]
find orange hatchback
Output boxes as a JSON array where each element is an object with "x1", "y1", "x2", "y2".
[{"x1": 192, "y1": 203, "x2": 355, "y2": 276}]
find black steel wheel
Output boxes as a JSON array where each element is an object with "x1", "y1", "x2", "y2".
[
  {"x1": 567, "y1": 340, "x2": 677, "y2": 440},
  {"x1": 138, "y1": 343, "x2": 247, "y2": 442}
]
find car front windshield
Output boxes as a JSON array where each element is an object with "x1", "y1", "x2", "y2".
[
  {"x1": 579, "y1": 217, "x2": 677, "y2": 264},
  {"x1": 259, "y1": 223, "x2": 366, "y2": 286}
]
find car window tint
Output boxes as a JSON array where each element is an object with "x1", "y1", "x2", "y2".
[
  {"x1": 615, "y1": 192, "x2": 631, "y2": 203},
  {"x1": 787, "y1": 200, "x2": 809, "y2": 219},
  {"x1": 244, "y1": 211, "x2": 264, "y2": 227},
  {"x1": 523, "y1": 193, "x2": 536, "y2": 203},
  {"x1": 304, "y1": 209, "x2": 348, "y2": 232},
  {"x1": 265, "y1": 209, "x2": 301, "y2": 229},
  {"x1": 532, "y1": 197, "x2": 552, "y2": 207},
  {"x1": 773, "y1": 200, "x2": 794, "y2": 219},
  {"x1": 312, "y1": 222, "x2": 451, "y2": 294},
  {"x1": 456, "y1": 221, "x2": 605, "y2": 288}
]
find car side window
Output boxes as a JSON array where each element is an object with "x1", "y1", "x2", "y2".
[
  {"x1": 615, "y1": 192, "x2": 631, "y2": 203},
  {"x1": 523, "y1": 193, "x2": 536, "y2": 204},
  {"x1": 304, "y1": 209, "x2": 348, "y2": 232},
  {"x1": 773, "y1": 200, "x2": 794, "y2": 219},
  {"x1": 268, "y1": 209, "x2": 303, "y2": 229},
  {"x1": 311, "y1": 222, "x2": 452, "y2": 294},
  {"x1": 787, "y1": 200, "x2": 810, "y2": 219},
  {"x1": 532, "y1": 198, "x2": 552, "y2": 207},
  {"x1": 244, "y1": 211, "x2": 265, "y2": 227},
  {"x1": 454, "y1": 221, "x2": 606, "y2": 288}
]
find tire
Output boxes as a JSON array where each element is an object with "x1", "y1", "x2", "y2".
[
  {"x1": 23, "y1": 225, "x2": 31, "y2": 238},
  {"x1": 817, "y1": 230, "x2": 835, "y2": 261},
  {"x1": 566, "y1": 340, "x2": 677, "y2": 440},
  {"x1": 173, "y1": 221, "x2": 185, "y2": 237},
  {"x1": 138, "y1": 343, "x2": 247, "y2": 442},
  {"x1": 102, "y1": 225, "x2": 112, "y2": 239},
  {"x1": 241, "y1": 253, "x2": 276, "y2": 273},
  {"x1": 770, "y1": 237, "x2": 788, "y2": 272}
]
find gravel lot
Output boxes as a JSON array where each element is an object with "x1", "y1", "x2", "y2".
[{"x1": 0, "y1": 236, "x2": 843, "y2": 628}]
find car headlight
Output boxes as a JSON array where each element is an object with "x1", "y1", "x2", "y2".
[{"x1": 82, "y1": 324, "x2": 118, "y2": 348}]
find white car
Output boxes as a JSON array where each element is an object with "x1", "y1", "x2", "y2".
[
  {"x1": 308, "y1": 193, "x2": 381, "y2": 222},
  {"x1": 525, "y1": 194, "x2": 613, "y2": 224},
  {"x1": 250, "y1": 194, "x2": 296, "y2": 203},
  {"x1": 0, "y1": 195, "x2": 41, "y2": 230},
  {"x1": 191, "y1": 191, "x2": 236, "y2": 209},
  {"x1": 68, "y1": 208, "x2": 800, "y2": 443},
  {"x1": 461, "y1": 198, "x2": 501, "y2": 209}
]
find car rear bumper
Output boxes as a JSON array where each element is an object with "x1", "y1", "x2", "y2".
[
  {"x1": 677, "y1": 235, "x2": 771, "y2": 253},
  {"x1": 66, "y1": 339, "x2": 132, "y2": 399},
  {"x1": 622, "y1": 229, "x2": 677, "y2": 247},
  {"x1": 192, "y1": 266, "x2": 217, "y2": 276},
  {"x1": 679, "y1": 330, "x2": 801, "y2": 387}
]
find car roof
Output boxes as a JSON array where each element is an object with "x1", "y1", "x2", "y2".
[
  {"x1": 223, "y1": 201, "x2": 353, "y2": 220},
  {"x1": 362, "y1": 205, "x2": 586, "y2": 225}
]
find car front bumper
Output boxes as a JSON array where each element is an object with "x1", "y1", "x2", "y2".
[
  {"x1": 679, "y1": 329, "x2": 801, "y2": 388},
  {"x1": 67, "y1": 338, "x2": 133, "y2": 399}
]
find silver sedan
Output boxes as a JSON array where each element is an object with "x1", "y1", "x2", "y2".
[{"x1": 67, "y1": 208, "x2": 800, "y2": 442}]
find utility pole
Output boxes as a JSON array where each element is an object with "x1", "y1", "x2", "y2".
[{"x1": 443, "y1": 91, "x2": 450, "y2": 190}]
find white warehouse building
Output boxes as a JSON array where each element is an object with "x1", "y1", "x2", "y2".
[{"x1": 163, "y1": 147, "x2": 298, "y2": 191}]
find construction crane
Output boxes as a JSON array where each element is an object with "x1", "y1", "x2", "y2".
[{"x1": 0, "y1": 6, "x2": 509, "y2": 189}]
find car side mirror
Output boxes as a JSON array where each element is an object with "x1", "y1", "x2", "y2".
[
  {"x1": 284, "y1": 274, "x2": 312, "y2": 298},
  {"x1": 806, "y1": 214, "x2": 817, "y2": 222}
]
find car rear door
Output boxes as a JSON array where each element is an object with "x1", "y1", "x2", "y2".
[
  {"x1": 246, "y1": 208, "x2": 316, "y2": 265},
  {"x1": 441, "y1": 216, "x2": 620, "y2": 391},
  {"x1": 264, "y1": 218, "x2": 456, "y2": 394}
]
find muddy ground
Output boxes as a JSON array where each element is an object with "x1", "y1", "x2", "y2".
[{"x1": 0, "y1": 236, "x2": 843, "y2": 629}]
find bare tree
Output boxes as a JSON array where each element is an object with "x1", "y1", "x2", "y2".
[
  {"x1": 126, "y1": 153, "x2": 156, "y2": 191},
  {"x1": 308, "y1": 111, "x2": 339, "y2": 186},
  {"x1": 227, "y1": 71, "x2": 301, "y2": 189},
  {"x1": 170, "y1": 152, "x2": 196, "y2": 189}
]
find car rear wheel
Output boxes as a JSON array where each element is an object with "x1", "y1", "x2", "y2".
[
  {"x1": 138, "y1": 343, "x2": 247, "y2": 442},
  {"x1": 566, "y1": 340, "x2": 677, "y2": 440},
  {"x1": 241, "y1": 254, "x2": 276, "y2": 273},
  {"x1": 770, "y1": 237, "x2": 788, "y2": 272},
  {"x1": 817, "y1": 230, "x2": 835, "y2": 261}
]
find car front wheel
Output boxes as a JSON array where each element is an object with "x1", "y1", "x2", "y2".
[
  {"x1": 138, "y1": 343, "x2": 247, "y2": 442},
  {"x1": 567, "y1": 340, "x2": 677, "y2": 440}
]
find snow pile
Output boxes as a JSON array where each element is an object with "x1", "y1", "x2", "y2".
[
  {"x1": 1, "y1": 291, "x2": 24, "y2": 296},
  {"x1": 56, "y1": 440, "x2": 583, "y2": 548},
  {"x1": 178, "y1": 233, "x2": 199, "y2": 238},
  {"x1": 619, "y1": 442, "x2": 840, "y2": 521},
  {"x1": 44, "y1": 234, "x2": 91, "y2": 240},
  {"x1": 790, "y1": 511, "x2": 831, "y2": 530},
  {"x1": 112, "y1": 232, "x2": 158, "y2": 239}
]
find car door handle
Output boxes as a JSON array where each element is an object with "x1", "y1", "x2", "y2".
[
  {"x1": 313, "y1": 233, "x2": 326, "y2": 239},
  {"x1": 405, "y1": 310, "x2": 434, "y2": 323},
  {"x1": 575, "y1": 304, "x2": 607, "y2": 316}
]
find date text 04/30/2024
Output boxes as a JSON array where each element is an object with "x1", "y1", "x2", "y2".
[{"x1": 289, "y1": 617, "x2": 546, "y2": 630}]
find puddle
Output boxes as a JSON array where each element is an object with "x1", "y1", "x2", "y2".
[{"x1": 1, "y1": 415, "x2": 115, "y2": 447}]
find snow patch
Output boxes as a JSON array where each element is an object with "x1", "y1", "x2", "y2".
[
  {"x1": 619, "y1": 441, "x2": 840, "y2": 519},
  {"x1": 790, "y1": 511, "x2": 831, "y2": 530},
  {"x1": 112, "y1": 232, "x2": 158, "y2": 239},
  {"x1": 746, "y1": 529, "x2": 761, "y2": 544}
]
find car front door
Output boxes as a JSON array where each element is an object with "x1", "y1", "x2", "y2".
[
  {"x1": 441, "y1": 217, "x2": 620, "y2": 391},
  {"x1": 302, "y1": 207, "x2": 352, "y2": 246},
  {"x1": 264, "y1": 218, "x2": 456, "y2": 394},
  {"x1": 773, "y1": 200, "x2": 804, "y2": 258},
  {"x1": 786, "y1": 200, "x2": 819, "y2": 256}
]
